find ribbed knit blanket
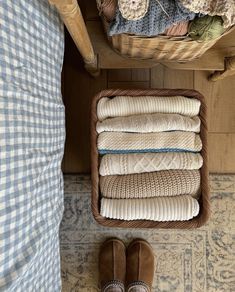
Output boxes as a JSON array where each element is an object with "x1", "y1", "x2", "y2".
[
  {"x1": 101, "y1": 196, "x2": 200, "y2": 221},
  {"x1": 99, "y1": 152, "x2": 203, "y2": 176},
  {"x1": 98, "y1": 131, "x2": 202, "y2": 154},
  {"x1": 97, "y1": 96, "x2": 201, "y2": 121},
  {"x1": 100, "y1": 170, "x2": 201, "y2": 198},
  {"x1": 96, "y1": 113, "x2": 200, "y2": 134}
]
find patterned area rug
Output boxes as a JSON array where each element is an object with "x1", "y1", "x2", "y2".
[{"x1": 60, "y1": 175, "x2": 235, "y2": 292}]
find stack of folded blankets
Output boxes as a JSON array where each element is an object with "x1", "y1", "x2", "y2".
[{"x1": 96, "y1": 95, "x2": 204, "y2": 221}]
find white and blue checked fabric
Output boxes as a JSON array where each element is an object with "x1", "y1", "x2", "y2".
[{"x1": 0, "y1": 1, "x2": 65, "y2": 291}]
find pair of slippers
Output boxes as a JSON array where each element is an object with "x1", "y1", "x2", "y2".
[{"x1": 99, "y1": 238, "x2": 155, "y2": 291}]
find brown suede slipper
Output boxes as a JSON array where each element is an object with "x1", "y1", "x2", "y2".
[
  {"x1": 126, "y1": 239, "x2": 155, "y2": 292},
  {"x1": 99, "y1": 238, "x2": 126, "y2": 291}
]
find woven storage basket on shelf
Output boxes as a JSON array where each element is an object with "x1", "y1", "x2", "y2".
[
  {"x1": 99, "y1": 13, "x2": 234, "y2": 62},
  {"x1": 91, "y1": 89, "x2": 209, "y2": 229}
]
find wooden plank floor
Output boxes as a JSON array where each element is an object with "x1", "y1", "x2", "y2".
[{"x1": 62, "y1": 33, "x2": 235, "y2": 174}]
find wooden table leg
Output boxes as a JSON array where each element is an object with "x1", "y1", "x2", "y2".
[
  {"x1": 49, "y1": 0, "x2": 100, "y2": 77},
  {"x1": 209, "y1": 56, "x2": 235, "y2": 81}
]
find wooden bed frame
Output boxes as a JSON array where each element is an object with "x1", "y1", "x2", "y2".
[
  {"x1": 49, "y1": 0, "x2": 235, "y2": 81},
  {"x1": 49, "y1": 0, "x2": 100, "y2": 76}
]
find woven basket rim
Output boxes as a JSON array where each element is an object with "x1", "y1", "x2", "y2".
[
  {"x1": 91, "y1": 88, "x2": 210, "y2": 229},
  {"x1": 112, "y1": 25, "x2": 234, "y2": 43},
  {"x1": 100, "y1": 14, "x2": 235, "y2": 62}
]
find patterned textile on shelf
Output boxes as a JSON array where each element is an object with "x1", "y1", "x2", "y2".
[
  {"x1": 118, "y1": 0, "x2": 149, "y2": 20},
  {"x1": 109, "y1": 0, "x2": 196, "y2": 36}
]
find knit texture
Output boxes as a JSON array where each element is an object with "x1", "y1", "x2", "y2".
[
  {"x1": 164, "y1": 20, "x2": 189, "y2": 36},
  {"x1": 99, "y1": 152, "x2": 203, "y2": 176},
  {"x1": 179, "y1": 0, "x2": 235, "y2": 28},
  {"x1": 96, "y1": 113, "x2": 200, "y2": 133},
  {"x1": 100, "y1": 170, "x2": 201, "y2": 198},
  {"x1": 118, "y1": 0, "x2": 149, "y2": 20},
  {"x1": 189, "y1": 15, "x2": 225, "y2": 41},
  {"x1": 100, "y1": 196, "x2": 200, "y2": 221},
  {"x1": 109, "y1": 0, "x2": 196, "y2": 36},
  {"x1": 97, "y1": 96, "x2": 201, "y2": 120},
  {"x1": 97, "y1": 131, "x2": 202, "y2": 154}
]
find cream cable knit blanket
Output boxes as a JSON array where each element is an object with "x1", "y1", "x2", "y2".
[
  {"x1": 99, "y1": 152, "x2": 203, "y2": 176},
  {"x1": 96, "y1": 113, "x2": 201, "y2": 134},
  {"x1": 98, "y1": 131, "x2": 202, "y2": 154},
  {"x1": 97, "y1": 96, "x2": 201, "y2": 120},
  {"x1": 100, "y1": 196, "x2": 200, "y2": 221},
  {"x1": 100, "y1": 170, "x2": 201, "y2": 198}
]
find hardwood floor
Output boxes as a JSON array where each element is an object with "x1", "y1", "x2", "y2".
[
  {"x1": 62, "y1": 32, "x2": 107, "y2": 173},
  {"x1": 62, "y1": 28, "x2": 235, "y2": 174}
]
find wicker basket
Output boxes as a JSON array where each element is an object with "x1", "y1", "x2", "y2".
[
  {"x1": 91, "y1": 89, "x2": 210, "y2": 229},
  {"x1": 100, "y1": 14, "x2": 233, "y2": 62}
]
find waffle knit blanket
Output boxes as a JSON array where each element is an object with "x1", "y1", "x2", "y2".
[
  {"x1": 109, "y1": 0, "x2": 196, "y2": 36},
  {"x1": 179, "y1": 0, "x2": 235, "y2": 28},
  {"x1": 99, "y1": 152, "x2": 203, "y2": 176},
  {"x1": 97, "y1": 96, "x2": 201, "y2": 120},
  {"x1": 101, "y1": 196, "x2": 200, "y2": 221},
  {"x1": 100, "y1": 170, "x2": 201, "y2": 198},
  {"x1": 96, "y1": 113, "x2": 200, "y2": 133},
  {"x1": 97, "y1": 131, "x2": 202, "y2": 154}
]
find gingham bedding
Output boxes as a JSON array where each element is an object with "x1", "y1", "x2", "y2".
[{"x1": 0, "y1": 1, "x2": 65, "y2": 291}]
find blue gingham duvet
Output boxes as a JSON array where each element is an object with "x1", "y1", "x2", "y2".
[{"x1": 0, "y1": 1, "x2": 65, "y2": 290}]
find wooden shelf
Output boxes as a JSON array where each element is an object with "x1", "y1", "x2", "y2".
[{"x1": 52, "y1": 0, "x2": 235, "y2": 77}]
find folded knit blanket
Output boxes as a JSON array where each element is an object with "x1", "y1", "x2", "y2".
[
  {"x1": 98, "y1": 131, "x2": 202, "y2": 154},
  {"x1": 100, "y1": 170, "x2": 201, "y2": 198},
  {"x1": 164, "y1": 20, "x2": 189, "y2": 36},
  {"x1": 109, "y1": 0, "x2": 196, "y2": 36},
  {"x1": 97, "y1": 96, "x2": 201, "y2": 120},
  {"x1": 100, "y1": 196, "x2": 200, "y2": 221},
  {"x1": 179, "y1": 0, "x2": 235, "y2": 28},
  {"x1": 96, "y1": 113, "x2": 200, "y2": 133},
  {"x1": 99, "y1": 152, "x2": 203, "y2": 175}
]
